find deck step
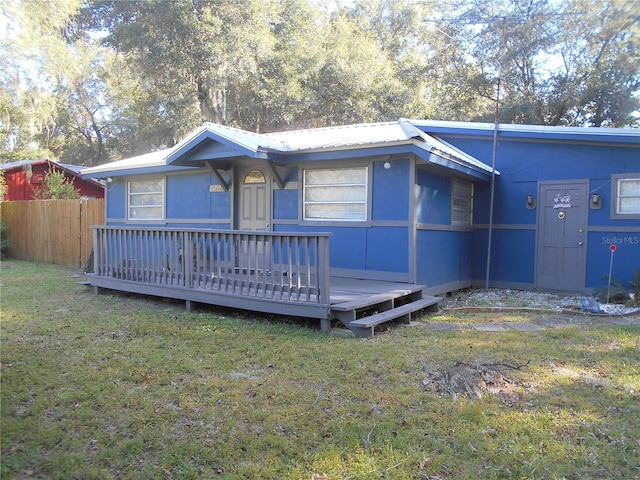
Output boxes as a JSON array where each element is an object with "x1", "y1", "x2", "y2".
[
  {"x1": 331, "y1": 292, "x2": 401, "y2": 312},
  {"x1": 348, "y1": 296, "x2": 441, "y2": 338},
  {"x1": 331, "y1": 286, "x2": 424, "y2": 312}
]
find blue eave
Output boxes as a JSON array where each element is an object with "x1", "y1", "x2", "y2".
[
  {"x1": 165, "y1": 130, "x2": 269, "y2": 165},
  {"x1": 270, "y1": 143, "x2": 495, "y2": 181},
  {"x1": 83, "y1": 165, "x2": 196, "y2": 179}
]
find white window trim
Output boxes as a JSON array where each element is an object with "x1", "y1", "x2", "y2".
[
  {"x1": 303, "y1": 167, "x2": 368, "y2": 222},
  {"x1": 611, "y1": 173, "x2": 640, "y2": 220},
  {"x1": 127, "y1": 177, "x2": 166, "y2": 221}
]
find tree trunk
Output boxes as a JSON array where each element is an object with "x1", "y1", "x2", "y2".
[{"x1": 197, "y1": 78, "x2": 227, "y2": 124}]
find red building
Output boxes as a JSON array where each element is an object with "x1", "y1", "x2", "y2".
[{"x1": 1, "y1": 159, "x2": 104, "y2": 201}]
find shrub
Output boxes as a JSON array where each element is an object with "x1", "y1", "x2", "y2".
[
  {"x1": 595, "y1": 270, "x2": 640, "y2": 306},
  {"x1": 0, "y1": 220, "x2": 11, "y2": 258},
  {"x1": 33, "y1": 170, "x2": 80, "y2": 199}
]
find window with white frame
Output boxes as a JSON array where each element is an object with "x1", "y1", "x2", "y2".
[
  {"x1": 451, "y1": 178, "x2": 473, "y2": 227},
  {"x1": 128, "y1": 178, "x2": 165, "y2": 220},
  {"x1": 303, "y1": 167, "x2": 368, "y2": 221},
  {"x1": 612, "y1": 174, "x2": 640, "y2": 219}
]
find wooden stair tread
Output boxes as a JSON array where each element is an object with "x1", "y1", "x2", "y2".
[
  {"x1": 349, "y1": 296, "x2": 441, "y2": 329},
  {"x1": 331, "y1": 287, "x2": 424, "y2": 312}
]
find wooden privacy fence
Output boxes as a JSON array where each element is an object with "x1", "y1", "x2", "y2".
[{"x1": 0, "y1": 198, "x2": 104, "y2": 267}]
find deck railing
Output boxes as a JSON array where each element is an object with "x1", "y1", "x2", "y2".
[{"x1": 92, "y1": 226, "x2": 332, "y2": 306}]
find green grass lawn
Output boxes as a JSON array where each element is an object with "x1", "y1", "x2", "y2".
[{"x1": 1, "y1": 260, "x2": 639, "y2": 479}]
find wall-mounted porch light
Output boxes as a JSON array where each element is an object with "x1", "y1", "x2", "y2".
[
  {"x1": 590, "y1": 193, "x2": 602, "y2": 209},
  {"x1": 526, "y1": 193, "x2": 536, "y2": 210}
]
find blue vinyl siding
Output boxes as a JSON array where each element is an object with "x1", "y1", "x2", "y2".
[
  {"x1": 415, "y1": 170, "x2": 451, "y2": 225},
  {"x1": 275, "y1": 224, "x2": 408, "y2": 274},
  {"x1": 440, "y1": 136, "x2": 640, "y2": 228},
  {"x1": 366, "y1": 227, "x2": 408, "y2": 272},
  {"x1": 416, "y1": 230, "x2": 472, "y2": 287},
  {"x1": 273, "y1": 189, "x2": 299, "y2": 220},
  {"x1": 106, "y1": 178, "x2": 126, "y2": 219},
  {"x1": 470, "y1": 229, "x2": 536, "y2": 286},
  {"x1": 372, "y1": 158, "x2": 410, "y2": 221},
  {"x1": 586, "y1": 232, "x2": 640, "y2": 288},
  {"x1": 166, "y1": 173, "x2": 230, "y2": 220}
]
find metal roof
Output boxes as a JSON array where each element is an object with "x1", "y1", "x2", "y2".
[
  {"x1": 263, "y1": 121, "x2": 418, "y2": 151},
  {"x1": 81, "y1": 120, "x2": 498, "y2": 178},
  {"x1": 409, "y1": 119, "x2": 640, "y2": 144},
  {"x1": 80, "y1": 148, "x2": 173, "y2": 176},
  {"x1": 1, "y1": 158, "x2": 83, "y2": 172}
]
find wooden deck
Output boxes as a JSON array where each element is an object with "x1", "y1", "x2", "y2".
[{"x1": 89, "y1": 226, "x2": 440, "y2": 337}]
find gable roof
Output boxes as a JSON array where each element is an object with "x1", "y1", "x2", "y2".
[
  {"x1": 81, "y1": 120, "x2": 498, "y2": 180},
  {"x1": 1, "y1": 159, "x2": 104, "y2": 188}
]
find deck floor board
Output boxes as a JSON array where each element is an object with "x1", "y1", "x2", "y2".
[{"x1": 329, "y1": 277, "x2": 424, "y2": 307}]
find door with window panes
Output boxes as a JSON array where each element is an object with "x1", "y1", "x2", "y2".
[{"x1": 236, "y1": 167, "x2": 272, "y2": 271}]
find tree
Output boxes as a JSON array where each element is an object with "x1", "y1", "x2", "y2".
[
  {"x1": 555, "y1": 0, "x2": 640, "y2": 127},
  {"x1": 344, "y1": 0, "x2": 495, "y2": 121},
  {"x1": 0, "y1": 0, "x2": 114, "y2": 165},
  {"x1": 444, "y1": 0, "x2": 640, "y2": 126},
  {"x1": 33, "y1": 170, "x2": 80, "y2": 199},
  {"x1": 3, "y1": 0, "x2": 637, "y2": 167}
]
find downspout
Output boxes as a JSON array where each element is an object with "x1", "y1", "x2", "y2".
[{"x1": 485, "y1": 77, "x2": 500, "y2": 291}]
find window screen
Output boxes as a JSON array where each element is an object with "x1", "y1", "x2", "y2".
[
  {"x1": 303, "y1": 167, "x2": 368, "y2": 221},
  {"x1": 616, "y1": 177, "x2": 640, "y2": 214},
  {"x1": 128, "y1": 179, "x2": 165, "y2": 220},
  {"x1": 451, "y1": 178, "x2": 473, "y2": 227}
]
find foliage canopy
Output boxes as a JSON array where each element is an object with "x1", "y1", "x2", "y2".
[{"x1": 1, "y1": 0, "x2": 638, "y2": 165}]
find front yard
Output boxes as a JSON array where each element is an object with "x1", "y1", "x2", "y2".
[{"x1": 1, "y1": 260, "x2": 638, "y2": 479}]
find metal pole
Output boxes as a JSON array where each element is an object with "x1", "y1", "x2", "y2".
[
  {"x1": 485, "y1": 77, "x2": 500, "y2": 291},
  {"x1": 607, "y1": 247, "x2": 615, "y2": 303}
]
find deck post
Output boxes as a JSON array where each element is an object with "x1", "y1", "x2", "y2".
[
  {"x1": 318, "y1": 235, "x2": 331, "y2": 306},
  {"x1": 320, "y1": 318, "x2": 331, "y2": 332},
  {"x1": 184, "y1": 231, "x2": 193, "y2": 289},
  {"x1": 92, "y1": 227, "x2": 100, "y2": 275}
]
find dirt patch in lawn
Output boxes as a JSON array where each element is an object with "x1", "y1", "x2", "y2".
[{"x1": 423, "y1": 361, "x2": 529, "y2": 406}]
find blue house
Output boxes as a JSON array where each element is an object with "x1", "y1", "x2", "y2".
[
  {"x1": 412, "y1": 121, "x2": 640, "y2": 294},
  {"x1": 81, "y1": 120, "x2": 640, "y2": 336}
]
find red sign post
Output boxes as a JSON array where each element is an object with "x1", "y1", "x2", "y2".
[{"x1": 607, "y1": 244, "x2": 616, "y2": 303}]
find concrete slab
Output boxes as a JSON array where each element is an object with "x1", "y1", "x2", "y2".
[
  {"x1": 471, "y1": 323, "x2": 506, "y2": 332},
  {"x1": 425, "y1": 322, "x2": 462, "y2": 331},
  {"x1": 537, "y1": 318, "x2": 572, "y2": 328},
  {"x1": 502, "y1": 322, "x2": 546, "y2": 332}
]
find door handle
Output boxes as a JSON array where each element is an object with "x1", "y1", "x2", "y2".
[{"x1": 578, "y1": 241, "x2": 583, "y2": 246}]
